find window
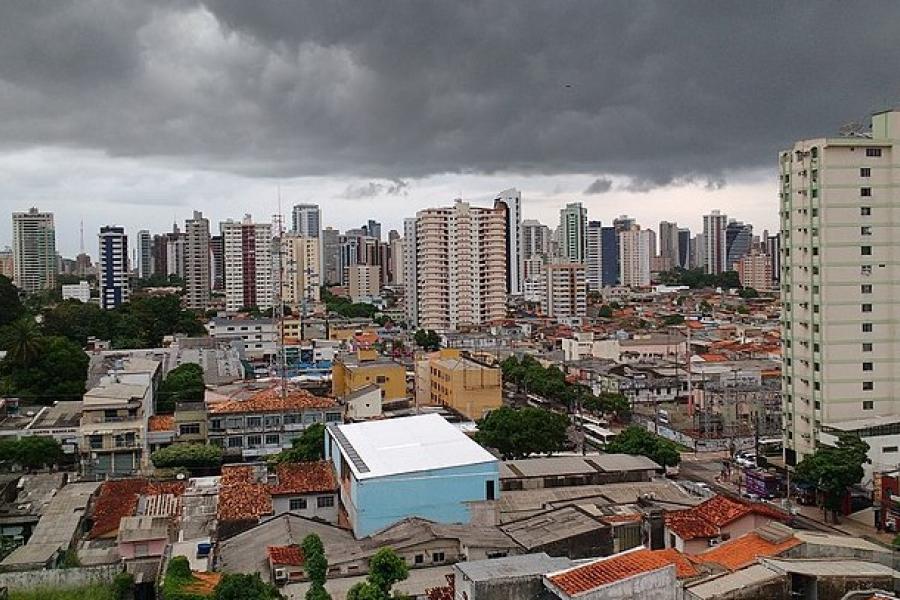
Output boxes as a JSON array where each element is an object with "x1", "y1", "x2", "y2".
[
  {"x1": 861, "y1": 207, "x2": 872, "y2": 216},
  {"x1": 862, "y1": 265, "x2": 873, "y2": 276},
  {"x1": 862, "y1": 284, "x2": 872, "y2": 294},
  {"x1": 317, "y1": 495, "x2": 335, "y2": 508},
  {"x1": 179, "y1": 423, "x2": 201, "y2": 436},
  {"x1": 486, "y1": 480, "x2": 495, "y2": 501},
  {"x1": 863, "y1": 400, "x2": 874, "y2": 410},
  {"x1": 325, "y1": 412, "x2": 342, "y2": 423},
  {"x1": 862, "y1": 303, "x2": 873, "y2": 313},
  {"x1": 863, "y1": 343, "x2": 873, "y2": 352},
  {"x1": 866, "y1": 148, "x2": 882, "y2": 157},
  {"x1": 861, "y1": 167, "x2": 871, "y2": 177},
  {"x1": 885, "y1": 446, "x2": 899, "y2": 454},
  {"x1": 861, "y1": 226, "x2": 872, "y2": 235},
  {"x1": 375, "y1": 376, "x2": 387, "y2": 384},
  {"x1": 210, "y1": 419, "x2": 222, "y2": 431},
  {"x1": 861, "y1": 187, "x2": 872, "y2": 197},
  {"x1": 289, "y1": 498, "x2": 307, "y2": 511},
  {"x1": 863, "y1": 381, "x2": 874, "y2": 391},
  {"x1": 862, "y1": 246, "x2": 872, "y2": 256},
  {"x1": 89, "y1": 435, "x2": 103, "y2": 450},
  {"x1": 863, "y1": 362, "x2": 873, "y2": 371},
  {"x1": 863, "y1": 323, "x2": 873, "y2": 333},
  {"x1": 104, "y1": 409, "x2": 119, "y2": 421},
  {"x1": 414, "y1": 554, "x2": 424, "y2": 565},
  {"x1": 227, "y1": 437, "x2": 242, "y2": 448},
  {"x1": 246, "y1": 435, "x2": 261, "y2": 448},
  {"x1": 432, "y1": 552, "x2": 445, "y2": 563},
  {"x1": 246, "y1": 416, "x2": 262, "y2": 428},
  {"x1": 265, "y1": 434, "x2": 280, "y2": 446}
]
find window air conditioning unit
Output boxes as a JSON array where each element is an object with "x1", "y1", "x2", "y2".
[{"x1": 274, "y1": 568, "x2": 288, "y2": 582}]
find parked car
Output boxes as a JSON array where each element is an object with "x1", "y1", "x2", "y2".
[{"x1": 733, "y1": 452, "x2": 757, "y2": 469}]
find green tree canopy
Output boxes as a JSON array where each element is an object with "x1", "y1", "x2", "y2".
[
  {"x1": 151, "y1": 443, "x2": 222, "y2": 470},
  {"x1": 795, "y1": 433, "x2": 869, "y2": 517},
  {"x1": 657, "y1": 267, "x2": 741, "y2": 290},
  {"x1": 0, "y1": 436, "x2": 64, "y2": 470},
  {"x1": 476, "y1": 406, "x2": 569, "y2": 459},
  {"x1": 213, "y1": 573, "x2": 284, "y2": 600},
  {"x1": 0, "y1": 276, "x2": 24, "y2": 328},
  {"x1": 0, "y1": 333, "x2": 88, "y2": 404},
  {"x1": 302, "y1": 533, "x2": 328, "y2": 592},
  {"x1": 157, "y1": 363, "x2": 205, "y2": 413},
  {"x1": 270, "y1": 423, "x2": 326, "y2": 464},
  {"x1": 347, "y1": 547, "x2": 409, "y2": 600},
  {"x1": 738, "y1": 287, "x2": 759, "y2": 299},
  {"x1": 413, "y1": 329, "x2": 440, "y2": 351},
  {"x1": 605, "y1": 426, "x2": 681, "y2": 467}
]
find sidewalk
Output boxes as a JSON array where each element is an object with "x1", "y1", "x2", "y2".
[{"x1": 794, "y1": 504, "x2": 895, "y2": 545}]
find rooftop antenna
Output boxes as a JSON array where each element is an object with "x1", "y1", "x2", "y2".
[{"x1": 274, "y1": 185, "x2": 288, "y2": 400}]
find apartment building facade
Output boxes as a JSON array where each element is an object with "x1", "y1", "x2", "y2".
[
  {"x1": 221, "y1": 215, "x2": 273, "y2": 312},
  {"x1": 618, "y1": 228, "x2": 652, "y2": 288},
  {"x1": 98, "y1": 225, "x2": 129, "y2": 309},
  {"x1": 282, "y1": 233, "x2": 321, "y2": 311},
  {"x1": 542, "y1": 262, "x2": 587, "y2": 319},
  {"x1": 558, "y1": 203, "x2": 587, "y2": 263},
  {"x1": 12, "y1": 208, "x2": 56, "y2": 293},
  {"x1": 184, "y1": 211, "x2": 211, "y2": 310}
]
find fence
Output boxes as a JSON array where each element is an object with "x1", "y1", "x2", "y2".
[{"x1": 0, "y1": 564, "x2": 120, "y2": 591}]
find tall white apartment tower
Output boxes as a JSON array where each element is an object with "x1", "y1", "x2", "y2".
[
  {"x1": 522, "y1": 220, "x2": 551, "y2": 259},
  {"x1": 291, "y1": 204, "x2": 321, "y2": 238},
  {"x1": 781, "y1": 108, "x2": 900, "y2": 469},
  {"x1": 494, "y1": 188, "x2": 524, "y2": 295},
  {"x1": 403, "y1": 218, "x2": 418, "y2": 327},
  {"x1": 703, "y1": 210, "x2": 728, "y2": 275},
  {"x1": 282, "y1": 233, "x2": 321, "y2": 313},
  {"x1": 12, "y1": 208, "x2": 56, "y2": 293},
  {"x1": 412, "y1": 200, "x2": 507, "y2": 331},
  {"x1": 137, "y1": 230, "x2": 153, "y2": 279},
  {"x1": 585, "y1": 220, "x2": 603, "y2": 292},
  {"x1": 221, "y1": 215, "x2": 273, "y2": 313},
  {"x1": 98, "y1": 226, "x2": 129, "y2": 309},
  {"x1": 558, "y1": 203, "x2": 587, "y2": 263},
  {"x1": 618, "y1": 227, "x2": 652, "y2": 288},
  {"x1": 184, "y1": 211, "x2": 211, "y2": 311}
]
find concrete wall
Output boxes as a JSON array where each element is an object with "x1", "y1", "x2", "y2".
[
  {"x1": 564, "y1": 565, "x2": 676, "y2": 600},
  {"x1": 0, "y1": 565, "x2": 120, "y2": 591},
  {"x1": 272, "y1": 493, "x2": 339, "y2": 523}
]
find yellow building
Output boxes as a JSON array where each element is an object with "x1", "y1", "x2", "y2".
[
  {"x1": 419, "y1": 349, "x2": 502, "y2": 420},
  {"x1": 332, "y1": 349, "x2": 407, "y2": 401}
]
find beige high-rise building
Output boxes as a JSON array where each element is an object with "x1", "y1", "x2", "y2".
[
  {"x1": 735, "y1": 249, "x2": 773, "y2": 291},
  {"x1": 12, "y1": 208, "x2": 56, "y2": 293},
  {"x1": 618, "y1": 227, "x2": 652, "y2": 288},
  {"x1": 542, "y1": 262, "x2": 586, "y2": 319},
  {"x1": 221, "y1": 215, "x2": 273, "y2": 313},
  {"x1": 412, "y1": 200, "x2": 507, "y2": 331},
  {"x1": 184, "y1": 211, "x2": 211, "y2": 311},
  {"x1": 781, "y1": 108, "x2": 900, "y2": 468},
  {"x1": 703, "y1": 210, "x2": 728, "y2": 275},
  {"x1": 348, "y1": 264, "x2": 380, "y2": 304},
  {"x1": 282, "y1": 233, "x2": 321, "y2": 311}
]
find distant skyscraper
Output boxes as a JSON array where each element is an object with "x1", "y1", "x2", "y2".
[
  {"x1": 321, "y1": 227, "x2": 341, "y2": 286},
  {"x1": 209, "y1": 235, "x2": 224, "y2": 291},
  {"x1": 291, "y1": 204, "x2": 321, "y2": 238},
  {"x1": 184, "y1": 211, "x2": 211, "y2": 310},
  {"x1": 494, "y1": 188, "x2": 524, "y2": 295},
  {"x1": 658, "y1": 221, "x2": 679, "y2": 270},
  {"x1": 137, "y1": 230, "x2": 153, "y2": 279},
  {"x1": 0, "y1": 247, "x2": 13, "y2": 280},
  {"x1": 98, "y1": 225, "x2": 128, "y2": 309},
  {"x1": 221, "y1": 215, "x2": 273, "y2": 312},
  {"x1": 558, "y1": 203, "x2": 587, "y2": 263},
  {"x1": 403, "y1": 217, "x2": 418, "y2": 327},
  {"x1": 165, "y1": 224, "x2": 185, "y2": 278},
  {"x1": 12, "y1": 208, "x2": 56, "y2": 293},
  {"x1": 766, "y1": 233, "x2": 781, "y2": 284},
  {"x1": 365, "y1": 219, "x2": 382, "y2": 242},
  {"x1": 282, "y1": 233, "x2": 321, "y2": 314},
  {"x1": 600, "y1": 227, "x2": 619, "y2": 286},
  {"x1": 612, "y1": 215, "x2": 636, "y2": 233},
  {"x1": 522, "y1": 219, "x2": 551, "y2": 259},
  {"x1": 677, "y1": 228, "x2": 691, "y2": 268},
  {"x1": 543, "y1": 262, "x2": 587, "y2": 319},
  {"x1": 703, "y1": 210, "x2": 728, "y2": 274},
  {"x1": 725, "y1": 220, "x2": 753, "y2": 271},
  {"x1": 585, "y1": 220, "x2": 603, "y2": 292},
  {"x1": 618, "y1": 227, "x2": 652, "y2": 288},
  {"x1": 388, "y1": 229, "x2": 401, "y2": 243},
  {"x1": 735, "y1": 249, "x2": 773, "y2": 291}
]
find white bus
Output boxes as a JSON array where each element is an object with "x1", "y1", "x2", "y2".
[
  {"x1": 573, "y1": 413, "x2": 609, "y2": 429},
  {"x1": 583, "y1": 424, "x2": 616, "y2": 448}
]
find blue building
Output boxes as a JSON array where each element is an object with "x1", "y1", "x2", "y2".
[
  {"x1": 600, "y1": 227, "x2": 619, "y2": 286},
  {"x1": 325, "y1": 413, "x2": 499, "y2": 538}
]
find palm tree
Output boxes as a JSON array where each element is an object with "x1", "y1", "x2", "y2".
[{"x1": 0, "y1": 317, "x2": 43, "y2": 365}]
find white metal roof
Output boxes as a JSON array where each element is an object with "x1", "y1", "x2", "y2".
[{"x1": 329, "y1": 414, "x2": 497, "y2": 480}]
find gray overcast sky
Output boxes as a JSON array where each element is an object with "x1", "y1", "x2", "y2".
[{"x1": 2, "y1": 1, "x2": 899, "y2": 256}]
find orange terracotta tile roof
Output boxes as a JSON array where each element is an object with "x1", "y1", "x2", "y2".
[
  {"x1": 148, "y1": 415, "x2": 175, "y2": 432},
  {"x1": 652, "y1": 548, "x2": 700, "y2": 579},
  {"x1": 210, "y1": 386, "x2": 337, "y2": 414},
  {"x1": 599, "y1": 514, "x2": 642, "y2": 524},
  {"x1": 89, "y1": 479, "x2": 185, "y2": 539},
  {"x1": 697, "y1": 353, "x2": 728, "y2": 362},
  {"x1": 217, "y1": 465, "x2": 273, "y2": 522},
  {"x1": 183, "y1": 571, "x2": 222, "y2": 596},
  {"x1": 665, "y1": 495, "x2": 786, "y2": 541},
  {"x1": 548, "y1": 548, "x2": 684, "y2": 595},
  {"x1": 694, "y1": 531, "x2": 800, "y2": 571},
  {"x1": 686, "y1": 320, "x2": 704, "y2": 329},
  {"x1": 267, "y1": 545, "x2": 304, "y2": 566},
  {"x1": 270, "y1": 461, "x2": 338, "y2": 496}
]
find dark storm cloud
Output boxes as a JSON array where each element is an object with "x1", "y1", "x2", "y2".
[
  {"x1": 1, "y1": 1, "x2": 899, "y2": 187},
  {"x1": 584, "y1": 177, "x2": 613, "y2": 194}
]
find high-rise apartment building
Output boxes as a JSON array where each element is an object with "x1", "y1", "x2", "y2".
[
  {"x1": 781, "y1": 108, "x2": 900, "y2": 467},
  {"x1": 389, "y1": 237, "x2": 405, "y2": 285},
  {"x1": 658, "y1": 221, "x2": 680, "y2": 271},
  {"x1": 618, "y1": 227, "x2": 652, "y2": 288},
  {"x1": 703, "y1": 210, "x2": 728, "y2": 274},
  {"x1": 735, "y1": 249, "x2": 773, "y2": 291},
  {"x1": 522, "y1": 219, "x2": 551, "y2": 259},
  {"x1": 542, "y1": 262, "x2": 586, "y2": 319},
  {"x1": 348, "y1": 264, "x2": 380, "y2": 304},
  {"x1": 0, "y1": 247, "x2": 13, "y2": 280},
  {"x1": 494, "y1": 188, "x2": 524, "y2": 295},
  {"x1": 600, "y1": 227, "x2": 619, "y2": 286},
  {"x1": 282, "y1": 233, "x2": 321, "y2": 312},
  {"x1": 677, "y1": 228, "x2": 691, "y2": 268},
  {"x1": 184, "y1": 211, "x2": 211, "y2": 311},
  {"x1": 291, "y1": 204, "x2": 321, "y2": 238},
  {"x1": 98, "y1": 226, "x2": 128, "y2": 309},
  {"x1": 221, "y1": 215, "x2": 273, "y2": 312},
  {"x1": 403, "y1": 218, "x2": 418, "y2": 327},
  {"x1": 725, "y1": 220, "x2": 753, "y2": 271},
  {"x1": 365, "y1": 219, "x2": 382, "y2": 242},
  {"x1": 585, "y1": 221, "x2": 603, "y2": 292},
  {"x1": 12, "y1": 208, "x2": 56, "y2": 293},
  {"x1": 613, "y1": 215, "x2": 636, "y2": 233},
  {"x1": 766, "y1": 233, "x2": 781, "y2": 284},
  {"x1": 410, "y1": 200, "x2": 506, "y2": 331},
  {"x1": 210, "y1": 235, "x2": 225, "y2": 290},
  {"x1": 523, "y1": 256, "x2": 547, "y2": 303},
  {"x1": 165, "y1": 224, "x2": 185, "y2": 278},
  {"x1": 137, "y1": 230, "x2": 152, "y2": 279},
  {"x1": 558, "y1": 203, "x2": 587, "y2": 263},
  {"x1": 321, "y1": 227, "x2": 341, "y2": 286}
]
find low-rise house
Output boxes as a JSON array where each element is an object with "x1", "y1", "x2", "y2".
[
  {"x1": 174, "y1": 401, "x2": 208, "y2": 444},
  {"x1": 332, "y1": 349, "x2": 407, "y2": 402},
  {"x1": 117, "y1": 515, "x2": 171, "y2": 562},
  {"x1": 208, "y1": 387, "x2": 341, "y2": 460},
  {"x1": 325, "y1": 414, "x2": 500, "y2": 538},
  {"x1": 664, "y1": 495, "x2": 786, "y2": 553},
  {"x1": 207, "y1": 317, "x2": 278, "y2": 359},
  {"x1": 416, "y1": 349, "x2": 502, "y2": 421},
  {"x1": 451, "y1": 553, "x2": 574, "y2": 600},
  {"x1": 500, "y1": 455, "x2": 660, "y2": 491},
  {"x1": 343, "y1": 383, "x2": 382, "y2": 421}
]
